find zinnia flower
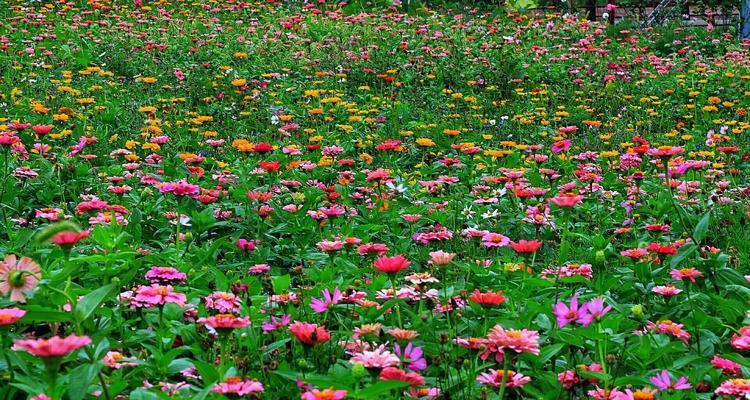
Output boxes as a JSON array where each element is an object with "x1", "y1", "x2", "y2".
[
  {"x1": 0, "y1": 254, "x2": 41, "y2": 303},
  {"x1": 289, "y1": 321, "x2": 331, "y2": 346},
  {"x1": 476, "y1": 369, "x2": 531, "y2": 388},
  {"x1": 379, "y1": 367, "x2": 425, "y2": 385},
  {"x1": 470, "y1": 289, "x2": 506, "y2": 307},
  {"x1": 549, "y1": 193, "x2": 584, "y2": 207},
  {"x1": 510, "y1": 239, "x2": 542, "y2": 254},
  {"x1": 211, "y1": 377, "x2": 264, "y2": 396},
  {"x1": 301, "y1": 388, "x2": 348, "y2": 400},
  {"x1": 487, "y1": 325, "x2": 540, "y2": 355},
  {"x1": 373, "y1": 254, "x2": 411, "y2": 274},
  {"x1": 14, "y1": 335, "x2": 91, "y2": 357},
  {"x1": 649, "y1": 369, "x2": 691, "y2": 390},
  {"x1": 198, "y1": 314, "x2": 250, "y2": 330},
  {"x1": 0, "y1": 307, "x2": 26, "y2": 325}
]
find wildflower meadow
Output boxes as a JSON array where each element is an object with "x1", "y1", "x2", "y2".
[{"x1": 1, "y1": 0, "x2": 750, "y2": 399}]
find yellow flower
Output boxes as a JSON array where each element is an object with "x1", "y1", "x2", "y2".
[
  {"x1": 141, "y1": 77, "x2": 157, "y2": 84},
  {"x1": 416, "y1": 138, "x2": 435, "y2": 147}
]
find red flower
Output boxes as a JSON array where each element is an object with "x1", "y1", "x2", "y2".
[
  {"x1": 373, "y1": 254, "x2": 411, "y2": 274},
  {"x1": 646, "y1": 243, "x2": 678, "y2": 255},
  {"x1": 259, "y1": 161, "x2": 281, "y2": 172},
  {"x1": 469, "y1": 289, "x2": 506, "y2": 306},
  {"x1": 252, "y1": 142, "x2": 274, "y2": 154}
]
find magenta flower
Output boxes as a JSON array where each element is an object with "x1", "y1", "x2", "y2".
[
  {"x1": 394, "y1": 342, "x2": 426, "y2": 371},
  {"x1": 309, "y1": 287, "x2": 343, "y2": 313},
  {"x1": 553, "y1": 296, "x2": 583, "y2": 328},
  {"x1": 577, "y1": 298, "x2": 612, "y2": 327},
  {"x1": 649, "y1": 369, "x2": 691, "y2": 391}
]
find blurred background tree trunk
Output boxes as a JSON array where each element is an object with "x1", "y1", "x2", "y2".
[{"x1": 743, "y1": 0, "x2": 750, "y2": 39}]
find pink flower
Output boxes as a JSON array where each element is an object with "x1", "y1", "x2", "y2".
[
  {"x1": 132, "y1": 284, "x2": 186, "y2": 308},
  {"x1": 14, "y1": 335, "x2": 91, "y2": 357},
  {"x1": 652, "y1": 285, "x2": 682, "y2": 296},
  {"x1": 712, "y1": 356, "x2": 742, "y2": 376},
  {"x1": 310, "y1": 287, "x2": 343, "y2": 313},
  {"x1": 476, "y1": 369, "x2": 531, "y2": 388},
  {"x1": 715, "y1": 379, "x2": 750, "y2": 398},
  {"x1": 670, "y1": 268, "x2": 703, "y2": 282},
  {"x1": 349, "y1": 344, "x2": 401, "y2": 368},
  {"x1": 236, "y1": 238, "x2": 256, "y2": 251},
  {"x1": 373, "y1": 254, "x2": 411, "y2": 274},
  {"x1": 198, "y1": 314, "x2": 250, "y2": 330},
  {"x1": 145, "y1": 266, "x2": 187, "y2": 284},
  {"x1": 577, "y1": 298, "x2": 612, "y2": 327},
  {"x1": 211, "y1": 377, "x2": 264, "y2": 395},
  {"x1": 647, "y1": 146, "x2": 683, "y2": 158},
  {"x1": 261, "y1": 314, "x2": 291, "y2": 332},
  {"x1": 481, "y1": 232, "x2": 510, "y2": 248},
  {"x1": 551, "y1": 139, "x2": 571, "y2": 153},
  {"x1": 0, "y1": 254, "x2": 41, "y2": 303},
  {"x1": 487, "y1": 325, "x2": 540, "y2": 355},
  {"x1": 549, "y1": 193, "x2": 584, "y2": 207},
  {"x1": 553, "y1": 296, "x2": 583, "y2": 328},
  {"x1": 159, "y1": 180, "x2": 200, "y2": 196},
  {"x1": 301, "y1": 388, "x2": 348, "y2": 400},
  {"x1": 102, "y1": 351, "x2": 138, "y2": 369},
  {"x1": 0, "y1": 307, "x2": 26, "y2": 325},
  {"x1": 205, "y1": 291, "x2": 242, "y2": 313},
  {"x1": 649, "y1": 369, "x2": 691, "y2": 391}
]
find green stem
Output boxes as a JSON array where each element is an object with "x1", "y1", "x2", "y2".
[
  {"x1": 498, "y1": 355, "x2": 512, "y2": 400},
  {"x1": 390, "y1": 275, "x2": 403, "y2": 329}
]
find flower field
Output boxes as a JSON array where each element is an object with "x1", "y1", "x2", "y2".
[{"x1": 1, "y1": 1, "x2": 750, "y2": 399}]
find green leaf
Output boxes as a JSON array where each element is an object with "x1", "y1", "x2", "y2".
[
  {"x1": 670, "y1": 243, "x2": 696, "y2": 269},
  {"x1": 67, "y1": 363, "x2": 100, "y2": 399},
  {"x1": 74, "y1": 284, "x2": 116, "y2": 322},
  {"x1": 693, "y1": 212, "x2": 710, "y2": 243},
  {"x1": 272, "y1": 274, "x2": 291, "y2": 293},
  {"x1": 354, "y1": 380, "x2": 411, "y2": 399},
  {"x1": 21, "y1": 306, "x2": 72, "y2": 323}
]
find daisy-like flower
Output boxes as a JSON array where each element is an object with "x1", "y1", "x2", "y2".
[
  {"x1": 476, "y1": 369, "x2": 531, "y2": 388},
  {"x1": 211, "y1": 377, "x2": 264, "y2": 396},
  {"x1": 715, "y1": 379, "x2": 750, "y2": 399},
  {"x1": 289, "y1": 321, "x2": 330, "y2": 346},
  {"x1": 652, "y1": 285, "x2": 682, "y2": 296},
  {"x1": 553, "y1": 296, "x2": 583, "y2": 328},
  {"x1": 0, "y1": 307, "x2": 26, "y2": 325},
  {"x1": 14, "y1": 335, "x2": 91, "y2": 357},
  {"x1": 393, "y1": 342, "x2": 426, "y2": 370},
  {"x1": 349, "y1": 345, "x2": 400, "y2": 369},
  {"x1": 198, "y1": 314, "x2": 250, "y2": 330},
  {"x1": 649, "y1": 369, "x2": 691, "y2": 391},
  {"x1": 487, "y1": 325, "x2": 540, "y2": 355},
  {"x1": 578, "y1": 298, "x2": 612, "y2": 327},
  {"x1": 205, "y1": 291, "x2": 242, "y2": 313},
  {"x1": 301, "y1": 388, "x2": 348, "y2": 400},
  {"x1": 379, "y1": 367, "x2": 425, "y2": 386},
  {"x1": 145, "y1": 266, "x2": 187, "y2": 284},
  {"x1": 428, "y1": 250, "x2": 455, "y2": 265},
  {"x1": 0, "y1": 254, "x2": 41, "y2": 303},
  {"x1": 481, "y1": 232, "x2": 510, "y2": 248},
  {"x1": 310, "y1": 287, "x2": 343, "y2": 313},
  {"x1": 548, "y1": 193, "x2": 584, "y2": 207},
  {"x1": 670, "y1": 268, "x2": 703, "y2": 282},
  {"x1": 470, "y1": 289, "x2": 506, "y2": 307}
]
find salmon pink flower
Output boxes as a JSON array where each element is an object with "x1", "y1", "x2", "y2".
[
  {"x1": 349, "y1": 344, "x2": 400, "y2": 368},
  {"x1": 428, "y1": 250, "x2": 455, "y2": 265},
  {"x1": 470, "y1": 289, "x2": 506, "y2": 307},
  {"x1": 487, "y1": 325, "x2": 539, "y2": 355},
  {"x1": 510, "y1": 239, "x2": 542, "y2": 254},
  {"x1": 14, "y1": 334, "x2": 91, "y2": 357},
  {"x1": 289, "y1": 321, "x2": 330, "y2": 346},
  {"x1": 50, "y1": 230, "x2": 89, "y2": 247}
]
